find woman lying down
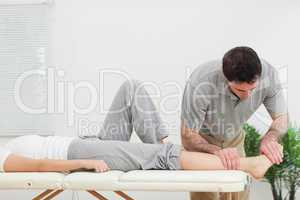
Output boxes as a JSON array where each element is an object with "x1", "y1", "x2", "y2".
[
  {"x1": 0, "y1": 80, "x2": 275, "y2": 179},
  {"x1": 1, "y1": 134, "x2": 274, "y2": 179}
]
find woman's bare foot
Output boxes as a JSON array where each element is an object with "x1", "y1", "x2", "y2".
[{"x1": 247, "y1": 155, "x2": 273, "y2": 179}]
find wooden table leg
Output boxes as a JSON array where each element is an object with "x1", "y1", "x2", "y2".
[
  {"x1": 220, "y1": 192, "x2": 232, "y2": 200},
  {"x1": 33, "y1": 189, "x2": 55, "y2": 200},
  {"x1": 232, "y1": 192, "x2": 241, "y2": 200},
  {"x1": 87, "y1": 190, "x2": 109, "y2": 200},
  {"x1": 115, "y1": 191, "x2": 135, "y2": 200},
  {"x1": 43, "y1": 190, "x2": 64, "y2": 200}
]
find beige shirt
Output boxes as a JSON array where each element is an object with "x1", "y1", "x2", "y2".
[{"x1": 181, "y1": 59, "x2": 287, "y2": 143}]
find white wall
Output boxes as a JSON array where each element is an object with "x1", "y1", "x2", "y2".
[
  {"x1": 1, "y1": 0, "x2": 299, "y2": 199},
  {"x1": 48, "y1": 0, "x2": 300, "y2": 138}
]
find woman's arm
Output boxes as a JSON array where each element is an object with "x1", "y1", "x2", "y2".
[{"x1": 3, "y1": 154, "x2": 110, "y2": 173}]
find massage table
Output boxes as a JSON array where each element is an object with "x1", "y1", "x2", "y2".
[{"x1": 0, "y1": 170, "x2": 251, "y2": 200}]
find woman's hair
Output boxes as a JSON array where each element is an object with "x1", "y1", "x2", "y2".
[{"x1": 222, "y1": 46, "x2": 262, "y2": 83}]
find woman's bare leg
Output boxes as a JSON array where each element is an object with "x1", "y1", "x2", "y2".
[{"x1": 180, "y1": 150, "x2": 273, "y2": 179}]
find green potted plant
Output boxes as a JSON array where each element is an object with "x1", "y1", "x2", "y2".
[
  {"x1": 279, "y1": 127, "x2": 300, "y2": 200},
  {"x1": 243, "y1": 124, "x2": 300, "y2": 200}
]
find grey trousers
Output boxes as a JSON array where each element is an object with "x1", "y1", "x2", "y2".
[
  {"x1": 68, "y1": 80, "x2": 182, "y2": 171},
  {"x1": 80, "y1": 79, "x2": 168, "y2": 143},
  {"x1": 68, "y1": 139, "x2": 182, "y2": 171}
]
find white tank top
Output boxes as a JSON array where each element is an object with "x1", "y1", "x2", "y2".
[{"x1": 4, "y1": 135, "x2": 75, "y2": 161}]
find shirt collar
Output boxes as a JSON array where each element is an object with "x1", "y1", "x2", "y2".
[{"x1": 217, "y1": 70, "x2": 240, "y2": 101}]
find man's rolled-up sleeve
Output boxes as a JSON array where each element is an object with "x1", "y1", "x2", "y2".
[
  {"x1": 263, "y1": 68, "x2": 287, "y2": 117},
  {"x1": 181, "y1": 80, "x2": 210, "y2": 132}
]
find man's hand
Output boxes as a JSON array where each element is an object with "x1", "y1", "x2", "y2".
[
  {"x1": 260, "y1": 134, "x2": 283, "y2": 165},
  {"x1": 214, "y1": 148, "x2": 241, "y2": 170}
]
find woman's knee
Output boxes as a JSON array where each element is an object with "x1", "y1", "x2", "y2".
[{"x1": 121, "y1": 79, "x2": 142, "y2": 91}]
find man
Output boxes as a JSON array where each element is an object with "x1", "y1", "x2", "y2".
[{"x1": 181, "y1": 46, "x2": 288, "y2": 200}]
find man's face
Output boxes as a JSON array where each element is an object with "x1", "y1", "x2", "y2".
[{"x1": 228, "y1": 80, "x2": 258, "y2": 100}]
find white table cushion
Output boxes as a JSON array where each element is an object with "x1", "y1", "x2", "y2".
[
  {"x1": 116, "y1": 170, "x2": 250, "y2": 192},
  {"x1": 0, "y1": 172, "x2": 65, "y2": 189},
  {"x1": 120, "y1": 170, "x2": 249, "y2": 183},
  {"x1": 0, "y1": 170, "x2": 251, "y2": 192},
  {"x1": 63, "y1": 171, "x2": 124, "y2": 190}
]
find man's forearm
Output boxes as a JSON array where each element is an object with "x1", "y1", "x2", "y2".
[
  {"x1": 181, "y1": 122, "x2": 222, "y2": 154},
  {"x1": 191, "y1": 142, "x2": 221, "y2": 154},
  {"x1": 265, "y1": 114, "x2": 288, "y2": 140},
  {"x1": 264, "y1": 130, "x2": 281, "y2": 141},
  {"x1": 182, "y1": 133, "x2": 221, "y2": 154}
]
